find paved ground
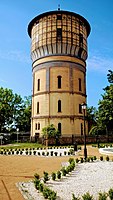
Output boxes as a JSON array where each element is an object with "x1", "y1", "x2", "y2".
[{"x1": 0, "y1": 146, "x2": 110, "y2": 200}]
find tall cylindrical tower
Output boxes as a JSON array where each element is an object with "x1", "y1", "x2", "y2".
[{"x1": 28, "y1": 10, "x2": 90, "y2": 141}]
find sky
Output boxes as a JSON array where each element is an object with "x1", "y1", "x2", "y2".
[{"x1": 0, "y1": 0, "x2": 113, "y2": 108}]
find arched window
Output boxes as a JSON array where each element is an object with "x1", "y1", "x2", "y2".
[
  {"x1": 58, "y1": 123, "x2": 61, "y2": 134},
  {"x1": 58, "y1": 100, "x2": 61, "y2": 112},
  {"x1": 57, "y1": 76, "x2": 62, "y2": 89}
]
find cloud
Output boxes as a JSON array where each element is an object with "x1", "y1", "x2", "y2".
[
  {"x1": 87, "y1": 53, "x2": 113, "y2": 73},
  {"x1": 0, "y1": 78, "x2": 7, "y2": 83},
  {"x1": 0, "y1": 50, "x2": 31, "y2": 64}
]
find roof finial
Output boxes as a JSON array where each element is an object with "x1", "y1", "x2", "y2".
[{"x1": 58, "y1": 4, "x2": 60, "y2": 11}]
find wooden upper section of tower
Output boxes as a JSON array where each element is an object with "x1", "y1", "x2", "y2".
[{"x1": 28, "y1": 10, "x2": 91, "y2": 62}]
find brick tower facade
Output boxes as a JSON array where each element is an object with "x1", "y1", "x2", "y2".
[{"x1": 28, "y1": 10, "x2": 90, "y2": 141}]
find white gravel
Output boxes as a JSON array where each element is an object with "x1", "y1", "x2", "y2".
[{"x1": 17, "y1": 161, "x2": 113, "y2": 200}]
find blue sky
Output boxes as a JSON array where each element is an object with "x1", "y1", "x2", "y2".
[{"x1": 0, "y1": 0, "x2": 113, "y2": 108}]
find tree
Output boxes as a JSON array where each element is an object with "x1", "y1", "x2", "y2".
[
  {"x1": 86, "y1": 106, "x2": 97, "y2": 133},
  {"x1": 15, "y1": 96, "x2": 31, "y2": 132},
  {"x1": 0, "y1": 87, "x2": 23, "y2": 132},
  {"x1": 98, "y1": 70, "x2": 113, "y2": 134},
  {"x1": 42, "y1": 124, "x2": 60, "y2": 145}
]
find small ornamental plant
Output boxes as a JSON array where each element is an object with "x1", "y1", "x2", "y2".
[
  {"x1": 43, "y1": 171, "x2": 49, "y2": 183},
  {"x1": 98, "y1": 192, "x2": 108, "y2": 200},
  {"x1": 108, "y1": 188, "x2": 113, "y2": 200},
  {"x1": 68, "y1": 158, "x2": 74, "y2": 164},
  {"x1": 100, "y1": 156, "x2": 103, "y2": 161},
  {"x1": 106, "y1": 155, "x2": 109, "y2": 161},
  {"x1": 82, "y1": 192, "x2": 94, "y2": 200},
  {"x1": 72, "y1": 193, "x2": 80, "y2": 200},
  {"x1": 61, "y1": 167, "x2": 67, "y2": 176},
  {"x1": 51, "y1": 172, "x2": 56, "y2": 181},
  {"x1": 57, "y1": 171, "x2": 61, "y2": 180},
  {"x1": 34, "y1": 173, "x2": 40, "y2": 180}
]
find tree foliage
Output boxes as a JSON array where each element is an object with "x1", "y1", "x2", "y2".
[{"x1": 0, "y1": 87, "x2": 31, "y2": 132}]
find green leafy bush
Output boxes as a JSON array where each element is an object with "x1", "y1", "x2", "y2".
[
  {"x1": 69, "y1": 158, "x2": 74, "y2": 164},
  {"x1": 34, "y1": 173, "x2": 40, "y2": 179},
  {"x1": 82, "y1": 192, "x2": 93, "y2": 200},
  {"x1": 98, "y1": 192, "x2": 108, "y2": 200},
  {"x1": 61, "y1": 167, "x2": 67, "y2": 176},
  {"x1": 100, "y1": 156, "x2": 103, "y2": 161},
  {"x1": 72, "y1": 193, "x2": 80, "y2": 200},
  {"x1": 51, "y1": 172, "x2": 56, "y2": 181},
  {"x1": 34, "y1": 178, "x2": 40, "y2": 190},
  {"x1": 38, "y1": 182, "x2": 44, "y2": 192},
  {"x1": 108, "y1": 188, "x2": 113, "y2": 200},
  {"x1": 43, "y1": 171, "x2": 49, "y2": 183},
  {"x1": 75, "y1": 158, "x2": 79, "y2": 163},
  {"x1": 57, "y1": 171, "x2": 61, "y2": 179},
  {"x1": 106, "y1": 156, "x2": 109, "y2": 161}
]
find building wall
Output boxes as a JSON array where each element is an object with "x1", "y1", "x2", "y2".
[{"x1": 28, "y1": 10, "x2": 90, "y2": 140}]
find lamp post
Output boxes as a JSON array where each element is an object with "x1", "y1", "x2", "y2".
[{"x1": 81, "y1": 103, "x2": 87, "y2": 160}]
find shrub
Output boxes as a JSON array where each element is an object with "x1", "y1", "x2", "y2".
[
  {"x1": 66, "y1": 165, "x2": 72, "y2": 173},
  {"x1": 69, "y1": 158, "x2": 74, "y2": 164},
  {"x1": 61, "y1": 167, "x2": 67, "y2": 176},
  {"x1": 50, "y1": 151, "x2": 53, "y2": 156},
  {"x1": 54, "y1": 152, "x2": 58, "y2": 156},
  {"x1": 86, "y1": 157, "x2": 90, "y2": 162},
  {"x1": 38, "y1": 182, "x2": 44, "y2": 192},
  {"x1": 72, "y1": 193, "x2": 80, "y2": 200},
  {"x1": 34, "y1": 173, "x2": 40, "y2": 179},
  {"x1": 57, "y1": 171, "x2": 61, "y2": 179},
  {"x1": 82, "y1": 192, "x2": 93, "y2": 200},
  {"x1": 69, "y1": 148, "x2": 74, "y2": 155},
  {"x1": 51, "y1": 172, "x2": 56, "y2": 181},
  {"x1": 42, "y1": 151, "x2": 45, "y2": 156},
  {"x1": 80, "y1": 157, "x2": 84, "y2": 163},
  {"x1": 93, "y1": 156, "x2": 97, "y2": 160},
  {"x1": 90, "y1": 157, "x2": 94, "y2": 162},
  {"x1": 43, "y1": 171, "x2": 49, "y2": 183},
  {"x1": 48, "y1": 190, "x2": 57, "y2": 200},
  {"x1": 100, "y1": 156, "x2": 103, "y2": 161},
  {"x1": 98, "y1": 192, "x2": 108, "y2": 200},
  {"x1": 106, "y1": 156, "x2": 109, "y2": 161},
  {"x1": 108, "y1": 188, "x2": 113, "y2": 200},
  {"x1": 70, "y1": 161, "x2": 75, "y2": 170},
  {"x1": 42, "y1": 187, "x2": 50, "y2": 199},
  {"x1": 34, "y1": 178, "x2": 40, "y2": 190},
  {"x1": 75, "y1": 158, "x2": 79, "y2": 163}
]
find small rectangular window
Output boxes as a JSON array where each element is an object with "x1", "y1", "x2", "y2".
[
  {"x1": 79, "y1": 104, "x2": 82, "y2": 114},
  {"x1": 58, "y1": 100, "x2": 61, "y2": 112},
  {"x1": 37, "y1": 102, "x2": 39, "y2": 114},
  {"x1": 57, "y1": 15, "x2": 62, "y2": 20},
  {"x1": 37, "y1": 79, "x2": 40, "y2": 91},
  {"x1": 38, "y1": 123, "x2": 40, "y2": 130},
  {"x1": 57, "y1": 28, "x2": 62, "y2": 40},
  {"x1": 79, "y1": 78, "x2": 82, "y2": 91},
  {"x1": 57, "y1": 76, "x2": 62, "y2": 89},
  {"x1": 35, "y1": 123, "x2": 37, "y2": 130}
]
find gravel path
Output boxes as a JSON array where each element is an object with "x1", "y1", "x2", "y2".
[{"x1": 17, "y1": 161, "x2": 113, "y2": 200}]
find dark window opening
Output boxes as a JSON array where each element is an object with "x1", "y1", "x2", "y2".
[
  {"x1": 58, "y1": 100, "x2": 61, "y2": 112},
  {"x1": 57, "y1": 15, "x2": 62, "y2": 20},
  {"x1": 35, "y1": 123, "x2": 37, "y2": 130},
  {"x1": 79, "y1": 78, "x2": 82, "y2": 91},
  {"x1": 38, "y1": 123, "x2": 40, "y2": 130},
  {"x1": 37, "y1": 79, "x2": 40, "y2": 91},
  {"x1": 58, "y1": 123, "x2": 61, "y2": 134},
  {"x1": 79, "y1": 104, "x2": 82, "y2": 114},
  {"x1": 78, "y1": 48, "x2": 83, "y2": 58},
  {"x1": 79, "y1": 33, "x2": 83, "y2": 44},
  {"x1": 57, "y1": 76, "x2": 62, "y2": 89},
  {"x1": 37, "y1": 102, "x2": 39, "y2": 114},
  {"x1": 81, "y1": 123, "x2": 83, "y2": 135},
  {"x1": 57, "y1": 28, "x2": 62, "y2": 40}
]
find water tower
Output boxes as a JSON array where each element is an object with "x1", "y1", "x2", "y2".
[{"x1": 28, "y1": 9, "x2": 90, "y2": 141}]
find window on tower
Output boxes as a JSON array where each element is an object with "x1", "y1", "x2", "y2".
[
  {"x1": 38, "y1": 123, "x2": 40, "y2": 130},
  {"x1": 58, "y1": 123, "x2": 62, "y2": 134},
  {"x1": 57, "y1": 28, "x2": 62, "y2": 41},
  {"x1": 58, "y1": 100, "x2": 61, "y2": 112},
  {"x1": 79, "y1": 78, "x2": 82, "y2": 91},
  {"x1": 79, "y1": 104, "x2": 82, "y2": 114},
  {"x1": 37, "y1": 79, "x2": 40, "y2": 91},
  {"x1": 37, "y1": 102, "x2": 39, "y2": 114},
  {"x1": 79, "y1": 33, "x2": 83, "y2": 45},
  {"x1": 57, "y1": 75, "x2": 62, "y2": 89}
]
